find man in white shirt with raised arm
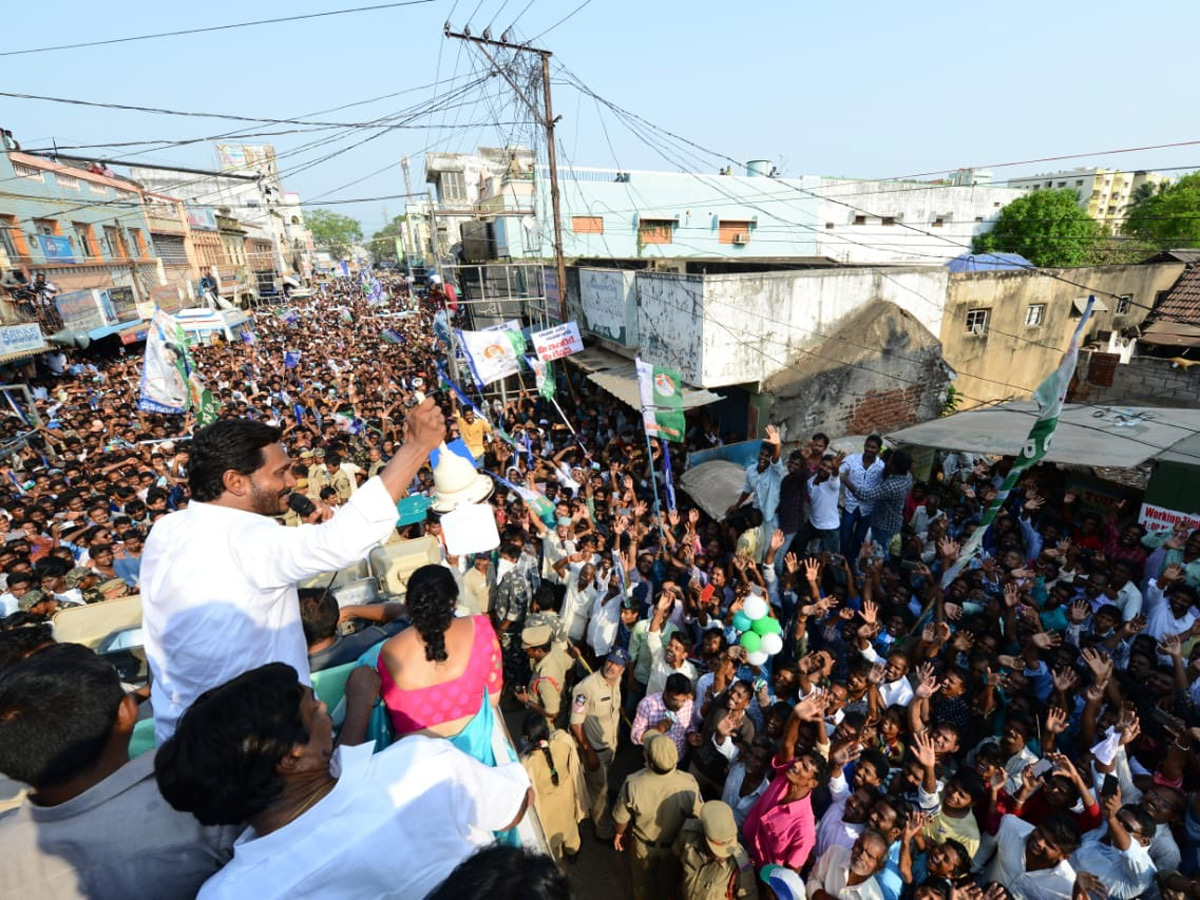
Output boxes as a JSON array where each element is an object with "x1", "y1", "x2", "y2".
[{"x1": 142, "y1": 398, "x2": 446, "y2": 742}]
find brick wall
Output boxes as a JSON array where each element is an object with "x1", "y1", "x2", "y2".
[
  {"x1": 846, "y1": 385, "x2": 928, "y2": 435},
  {"x1": 1072, "y1": 350, "x2": 1200, "y2": 407}
]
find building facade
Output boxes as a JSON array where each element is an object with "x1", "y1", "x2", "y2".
[
  {"x1": 1006, "y1": 168, "x2": 1173, "y2": 233},
  {"x1": 940, "y1": 261, "x2": 1186, "y2": 408},
  {"x1": 0, "y1": 151, "x2": 165, "y2": 328}
]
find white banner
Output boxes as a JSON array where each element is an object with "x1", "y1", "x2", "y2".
[
  {"x1": 138, "y1": 310, "x2": 189, "y2": 414},
  {"x1": 1140, "y1": 502, "x2": 1200, "y2": 534},
  {"x1": 458, "y1": 328, "x2": 521, "y2": 385},
  {"x1": 0, "y1": 324, "x2": 45, "y2": 357},
  {"x1": 531, "y1": 321, "x2": 583, "y2": 361}
]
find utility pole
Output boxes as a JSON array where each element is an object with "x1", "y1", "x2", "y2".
[{"x1": 444, "y1": 25, "x2": 569, "y2": 324}]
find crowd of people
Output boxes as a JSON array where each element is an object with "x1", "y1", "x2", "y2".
[{"x1": 0, "y1": 272, "x2": 1197, "y2": 900}]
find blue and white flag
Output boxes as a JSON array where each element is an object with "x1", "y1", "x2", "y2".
[
  {"x1": 662, "y1": 441, "x2": 677, "y2": 512},
  {"x1": 284, "y1": 350, "x2": 301, "y2": 369}
]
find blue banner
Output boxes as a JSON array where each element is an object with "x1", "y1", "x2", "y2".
[
  {"x1": 284, "y1": 350, "x2": 301, "y2": 368},
  {"x1": 35, "y1": 234, "x2": 74, "y2": 262}
]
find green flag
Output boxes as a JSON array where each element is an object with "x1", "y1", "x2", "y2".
[
  {"x1": 636, "y1": 357, "x2": 685, "y2": 443},
  {"x1": 526, "y1": 356, "x2": 555, "y2": 401},
  {"x1": 941, "y1": 296, "x2": 1096, "y2": 584}
]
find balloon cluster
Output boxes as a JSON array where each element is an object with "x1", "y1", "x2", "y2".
[{"x1": 730, "y1": 592, "x2": 783, "y2": 666}]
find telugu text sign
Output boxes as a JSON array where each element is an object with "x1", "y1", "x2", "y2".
[
  {"x1": 531, "y1": 321, "x2": 583, "y2": 361},
  {"x1": 0, "y1": 324, "x2": 45, "y2": 357}
]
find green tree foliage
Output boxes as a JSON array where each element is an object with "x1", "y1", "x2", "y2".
[
  {"x1": 972, "y1": 189, "x2": 1102, "y2": 267},
  {"x1": 368, "y1": 215, "x2": 407, "y2": 263},
  {"x1": 305, "y1": 209, "x2": 363, "y2": 261},
  {"x1": 1123, "y1": 172, "x2": 1200, "y2": 250}
]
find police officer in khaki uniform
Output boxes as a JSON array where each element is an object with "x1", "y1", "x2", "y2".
[
  {"x1": 516, "y1": 623, "x2": 574, "y2": 724},
  {"x1": 306, "y1": 448, "x2": 329, "y2": 501},
  {"x1": 674, "y1": 801, "x2": 759, "y2": 900},
  {"x1": 613, "y1": 733, "x2": 703, "y2": 900},
  {"x1": 570, "y1": 647, "x2": 626, "y2": 841},
  {"x1": 320, "y1": 451, "x2": 354, "y2": 502}
]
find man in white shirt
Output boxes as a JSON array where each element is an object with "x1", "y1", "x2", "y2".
[
  {"x1": 816, "y1": 769, "x2": 876, "y2": 857},
  {"x1": 1070, "y1": 795, "x2": 1157, "y2": 900},
  {"x1": 802, "y1": 452, "x2": 844, "y2": 555},
  {"x1": 806, "y1": 829, "x2": 889, "y2": 900},
  {"x1": 142, "y1": 400, "x2": 445, "y2": 742},
  {"x1": 840, "y1": 435, "x2": 884, "y2": 558},
  {"x1": 156, "y1": 663, "x2": 532, "y2": 900},
  {"x1": 986, "y1": 813, "x2": 1080, "y2": 900}
]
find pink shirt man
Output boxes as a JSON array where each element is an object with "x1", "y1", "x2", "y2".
[{"x1": 743, "y1": 755, "x2": 818, "y2": 870}]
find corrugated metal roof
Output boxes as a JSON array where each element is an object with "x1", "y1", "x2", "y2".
[{"x1": 1152, "y1": 266, "x2": 1200, "y2": 325}]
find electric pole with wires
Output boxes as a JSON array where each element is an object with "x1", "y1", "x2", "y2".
[{"x1": 443, "y1": 24, "x2": 569, "y2": 324}]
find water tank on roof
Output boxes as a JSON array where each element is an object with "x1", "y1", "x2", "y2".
[{"x1": 745, "y1": 159, "x2": 773, "y2": 178}]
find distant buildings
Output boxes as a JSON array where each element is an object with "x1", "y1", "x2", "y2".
[{"x1": 1006, "y1": 167, "x2": 1173, "y2": 232}]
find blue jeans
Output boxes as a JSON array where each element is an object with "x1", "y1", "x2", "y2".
[{"x1": 840, "y1": 508, "x2": 872, "y2": 559}]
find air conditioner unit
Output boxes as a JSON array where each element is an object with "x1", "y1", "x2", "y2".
[{"x1": 732, "y1": 232, "x2": 750, "y2": 245}]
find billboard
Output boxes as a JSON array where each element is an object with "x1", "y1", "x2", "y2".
[
  {"x1": 579, "y1": 268, "x2": 637, "y2": 347},
  {"x1": 35, "y1": 235, "x2": 74, "y2": 263}
]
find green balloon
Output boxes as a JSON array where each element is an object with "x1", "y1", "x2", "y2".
[
  {"x1": 739, "y1": 631, "x2": 762, "y2": 653},
  {"x1": 751, "y1": 616, "x2": 774, "y2": 635}
]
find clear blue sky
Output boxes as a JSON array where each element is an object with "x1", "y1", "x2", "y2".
[{"x1": 2, "y1": 0, "x2": 1197, "y2": 232}]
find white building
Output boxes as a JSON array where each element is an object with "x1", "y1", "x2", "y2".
[{"x1": 1006, "y1": 167, "x2": 1173, "y2": 232}]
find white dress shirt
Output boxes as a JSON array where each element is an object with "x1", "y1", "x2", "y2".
[
  {"x1": 1071, "y1": 835, "x2": 1156, "y2": 900},
  {"x1": 721, "y1": 761, "x2": 770, "y2": 829},
  {"x1": 841, "y1": 453, "x2": 885, "y2": 515},
  {"x1": 646, "y1": 627, "x2": 699, "y2": 696},
  {"x1": 807, "y1": 843, "x2": 884, "y2": 900},
  {"x1": 808, "y1": 474, "x2": 841, "y2": 530},
  {"x1": 197, "y1": 738, "x2": 530, "y2": 900},
  {"x1": 143, "y1": 477, "x2": 400, "y2": 742},
  {"x1": 987, "y1": 815, "x2": 1077, "y2": 900}
]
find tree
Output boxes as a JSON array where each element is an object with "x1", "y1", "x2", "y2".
[
  {"x1": 1124, "y1": 172, "x2": 1200, "y2": 250},
  {"x1": 305, "y1": 209, "x2": 363, "y2": 261},
  {"x1": 368, "y1": 215, "x2": 407, "y2": 263},
  {"x1": 972, "y1": 189, "x2": 1102, "y2": 267}
]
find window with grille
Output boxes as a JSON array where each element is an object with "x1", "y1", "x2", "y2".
[
  {"x1": 1116, "y1": 294, "x2": 1132, "y2": 315},
  {"x1": 441, "y1": 171, "x2": 466, "y2": 203},
  {"x1": 102, "y1": 226, "x2": 123, "y2": 258},
  {"x1": 1025, "y1": 304, "x2": 1045, "y2": 327},
  {"x1": 72, "y1": 223, "x2": 96, "y2": 258},
  {"x1": 965, "y1": 308, "x2": 990, "y2": 333},
  {"x1": 637, "y1": 218, "x2": 675, "y2": 245}
]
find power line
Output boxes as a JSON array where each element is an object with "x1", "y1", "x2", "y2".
[
  {"x1": 525, "y1": 0, "x2": 594, "y2": 42},
  {"x1": 0, "y1": 0, "x2": 437, "y2": 57}
]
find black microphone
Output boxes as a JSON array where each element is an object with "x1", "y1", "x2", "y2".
[{"x1": 287, "y1": 493, "x2": 316, "y2": 518}]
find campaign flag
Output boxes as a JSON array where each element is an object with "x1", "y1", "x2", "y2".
[
  {"x1": 492, "y1": 471, "x2": 555, "y2": 522},
  {"x1": 526, "y1": 356, "x2": 555, "y2": 401},
  {"x1": 241, "y1": 330, "x2": 257, "y2": 345},
  {"x1": 284, "y1": 350, "x2": 301, "y2": 369},
  {"x1": 635, "y1": 357, "x2": 685, "y2": 443},
  {"x1": 292, "y1": 403, "x2": 305, "y2": 425},
  {"x1": 138, "y1": 310, "x2": 190, "y2": 415},
  {"x1": 339, "y1": 260, "x2": 350, "y2": 277},
  {"x1": 523, "y1": 431, "x2": 535, "y2": 469},
  {"x1": 661, "y1": 441, "x2": 677, "y2": 512},
  {"x1": 432, "y1": 309, "x2": 452, "y2": 347},
  {"x1": 941, "y1": 296, "x2": 1096, "y2": 586},
  {"x1": 380, "y1": 328, "x2": 406, "y2": 344},
  {"x1": 457, "y1": 328, "x2": 522, "y2": 387}
]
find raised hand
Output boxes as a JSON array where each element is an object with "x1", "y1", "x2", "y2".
[
  {"x1": 829, "y1": 740, "x2": 862, "y2": 770},
  {"x1": 938, "y1": 537, "x2": 961, "y2": 563},
  {"x1": 1003, "y1": 581, "x2": 1023, "y2": 608},
  {"x1": 1162, "y1": 563, "x2": 1185, "y2": 585},
  {"x1": 1067, "y1": 599, "x2": 1091, "y2": 625},
  {"x1": 1051, "y1": 667, "x2": 1079, "y2": 695},
  {"x1": 785, "y1": 552, "x2": 799, "y2": 575},
  {"x1": 903, "y1": 810, "x2": 930, "y2": 843},
  {"x1": 861, "y1": 598, "x2": 878, "y2": 626},
  {"x1": 1045, "y1": 706, "x2": 1069, "y2": 735},
  {"x1": 1158, "y1": 633, "x2": 1184, "y2": 659},
  {"x1": 770, "y1": 529, "x2": 786, "y2": 552},
  {"x1": 1116, "y1": 708, "x2": 1141, "y2": 745},
  {"x1": 867, "y1": 662, "x2": 886, "y2": 686},
  {"x1": 1030, "y1": 630, "x2": 1062, "y2": 650},
  {"x1": 803, "y1": 558, "x2": 820, "y2": 582},
  {"x1": 764, "y1": 424, "x2": 781, "y2": 446},
  {"x1": 912, "y1": 730, "x2": 937, "y2": 768}
]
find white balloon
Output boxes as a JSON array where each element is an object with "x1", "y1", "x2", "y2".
[
  {"x1": 761, "y1": 632, "x2": 784, "y2": 656},
  {"x1": 743, "y1": 595, "x2": 769, "y2": 621},
  {"x1": 746, "y1": 650, "x2": 769, "y2": 666}
]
